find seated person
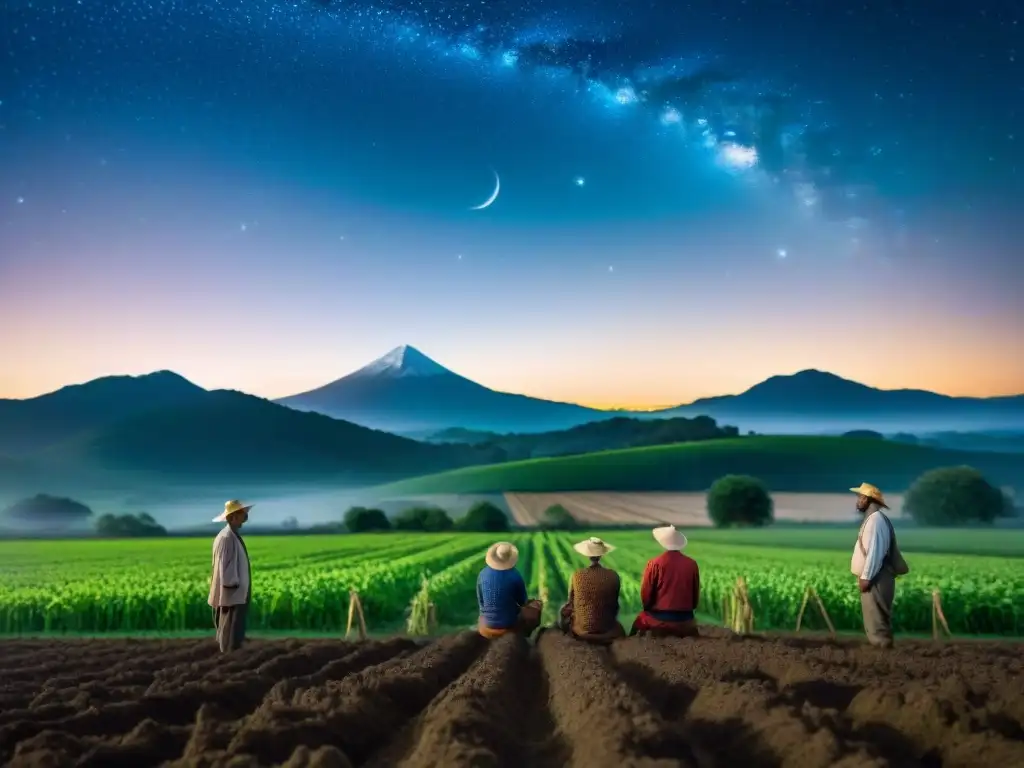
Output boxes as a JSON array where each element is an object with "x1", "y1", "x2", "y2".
[
  {"x1": 559, "y1": 537, "x2": 625, "y2": 644},
  {"x1": 630, "y1": 525, "x2": 700, "y2": 638},
  {"x1": 477, "y1": 541, "x2": 542, "y2": 638}
]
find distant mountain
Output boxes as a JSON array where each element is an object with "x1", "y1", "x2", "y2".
[
  {"x1": 426, "y1": 415, "x2": 740, "y2": 461},
  {"x1": 38, "y1": 389, "x2": 502, "y2": 483},
  {"x1": 0, "y1": 371, "x2": 207, "y2": 454},
  {"x1": 276, "y1": 345, "x2": 612, "y2": 434},
  {"x1": 655, "y1": 369, "x2": 1024, "y2": 433}
]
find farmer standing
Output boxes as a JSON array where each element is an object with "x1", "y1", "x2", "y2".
[
  {"x1": 630, "y1": 525, "x2": 700, "y2": 638},
  {"x1": 208, "y1": 499, "x2": 253, "y2": 653},
  {"x1": 850, "y1": 482, "x2": 909, "y2": 648}
]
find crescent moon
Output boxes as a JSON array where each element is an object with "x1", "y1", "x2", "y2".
[{"x1": 469, "y1": 170, "x2": 500, "y2": 211}]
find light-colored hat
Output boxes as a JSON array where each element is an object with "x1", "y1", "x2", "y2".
[
  {"x1": 485, "y1": 541, "x2": 519, "y2": 571},
  {"x1": 573, "y1": 536, "x2": 615, "y2": 558},
  {"x1": 849, "y1": 482, "x2": 888, "y2": 509},
  {"x1": 653, "y1": 525, "x2": 687, "y2": 551},
  {"x1": 212, "y1": 499, "x2": 253, "y2": 523}
]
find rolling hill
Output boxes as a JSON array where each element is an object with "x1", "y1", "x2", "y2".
[
  {"x1": 37, "y1": 390, "x2": 503, "y2": 483},
  {"x1": 0, "y1": 371, "x2": 207, "y2": 454},
  {"x1": 377, "y1": 435, "x2": 1024, "y2": 495},
  {"x1": 275, "y1": 345, "x2": 614, "y2": 434},
  {"x1": 654, "y1": 369, "x2": 1024, "y2": 433},
  {"x1": 426, "y1": 415, "x2": 740, "y2": 460}
]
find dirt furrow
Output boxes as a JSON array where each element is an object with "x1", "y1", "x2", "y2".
[
  {"x1": 226, "y1": 631, "x2": 486, "y2": 765},
  {"x1": 537, "y1": 629, "x2": 695, "y2": 768}
]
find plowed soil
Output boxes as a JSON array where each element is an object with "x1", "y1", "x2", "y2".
[{"x1": 1, "y1": 628, "x2": 1021, "y2": 768}]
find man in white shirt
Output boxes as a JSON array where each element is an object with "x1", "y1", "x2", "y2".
[
  {"x1": 208, "y1": 500, "x2": 253, "y2": 653},
  {"x1": 849, "y1": 482, "x2": 898, "y2": 648}
]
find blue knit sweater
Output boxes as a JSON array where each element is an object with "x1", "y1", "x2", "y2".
[{"x1": 477, "y1": 566, "x2": 527, "y2": 629}]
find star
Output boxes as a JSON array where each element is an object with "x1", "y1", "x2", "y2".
[
  {"x1": 608, "y1": 265, "x2": 614, "y2": 272},
  {"x1": 574, "y1": 176, "x2": 586, "y2": 187},
  {"x1": 240, "y1": 223, "x2": 247, "y2": 232},
  {"x1": 776, "y1": 248, "x2": 788, "y2": 259},
  {"x1": 16, "y1": 196, "x2": 24, "y2": 204},
  {"x1": 456, "y1": 253, "x2": 463, "y2": 260}
]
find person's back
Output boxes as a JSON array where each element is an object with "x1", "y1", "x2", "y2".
[
  {"x1": 477, "y1": 564, "x2": 527, "y2": 630},
  {"x1": 645, "y1": 550, "x2": 699, "y2": 616},
  {"x1": 569, "y1": 562, "x2": 621, "y2": 636}
]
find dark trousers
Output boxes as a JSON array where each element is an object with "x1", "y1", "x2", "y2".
[{"x1": 214, "y1": 603, "x2": 249, "y2": 652}]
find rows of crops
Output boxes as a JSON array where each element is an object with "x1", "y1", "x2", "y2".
[{"x1": 0, "y1": 532, "x2": 1022, "y2": 635}]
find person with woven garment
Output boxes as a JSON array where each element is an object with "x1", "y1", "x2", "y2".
[
  {"x1": 559, "y1": 537, "x2": 625, "y2": 644},
  {"x1": 476, "y1": 541, "x2": 543, "y2": 639},
  {"x1": 630, "y1": 525, "x2": 700, "y2": 638},
  {"x1": 850, "y1": 482, "x2": 910, "y2": 648}
]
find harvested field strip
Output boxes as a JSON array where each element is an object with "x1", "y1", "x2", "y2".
[
  {"x1": 0, "y1": 633, "x2": 1022, "y2": 767},
  {"x1": 504, "y1": 493, "x2": 540, "y2": 525}
]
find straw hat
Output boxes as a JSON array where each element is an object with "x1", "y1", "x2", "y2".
[
  {"x1": 849, "y1": 482, "x2": 888, "y2": 509},
  {"x1": 212, "y1": 499, "x2": 253, "y2": 523},
  {"x1": 652, "y1": 525, "x2": 687, "y2": 551},
  {"x1": 485, "y1": 541, "x2": 519, "y2": 571},
  {"x1": 573, "y1": 536, "x2": 615, "y2": 558}
]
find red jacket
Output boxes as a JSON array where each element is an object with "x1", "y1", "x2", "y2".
[{"x1": 640, "y1": 551, "x2": 700, "y2": 614}]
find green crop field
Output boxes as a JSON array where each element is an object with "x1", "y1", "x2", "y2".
[
  {"x1": 376, "y1": 435, "x2": 1024, "y2": 495},
  {"x1": 1, "y1": 530, "x2": 1022, "y2": 637}
]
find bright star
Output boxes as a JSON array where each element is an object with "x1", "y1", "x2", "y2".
[
  {"x1": 608, "y1": 265, "x2": 614, "y2": 272},
  {"x1": 660, "y1": 107, "x2": 682, "y2": 125},
  {"x1": 718, "y1": 142, "x2": 759, "y2": 171},
  {"x1": 615, "y1": 87, "x2": 637, "y2": 105},
  {"x1": 574, "y1": 176, "x2": 586, "y2": 187},
  {"x1": 240, "y1": 223, "x2": 247, "y2": 232},
  {"x1": 16, "y1": 196, "x2": 24, "y2": 204},
  {"x1": 776, "y1": 248, "x2": 787, "y2": 259}
]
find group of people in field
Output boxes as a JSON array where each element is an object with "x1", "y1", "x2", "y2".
[
  {"x1": 206, "y1": 480, "x2": 907, "y2": 653},
  {"x1": 476, "y1": 524, "x2": 700, "y2": 644}
]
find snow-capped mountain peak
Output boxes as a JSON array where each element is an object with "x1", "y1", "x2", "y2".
[{"x1": 354, "y1": 345, "x2": 452, "y2": 379}]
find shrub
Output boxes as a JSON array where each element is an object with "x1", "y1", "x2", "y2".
[
  {"x1": 2, "y1": 494, "x2": 93, "y2": 525},
  {"x1": 540, "y1": 504, "x2": 579, "y2": 530},
  {"x1": 457, "y1": 501, "x2": 509, "y2": 532},
  {"x1": 904, "y1": 466, "x2": 1007, "y2": 526},
  {"x1": 343, "y1": 506, "x2": 391, "y2": 533},
  {"x1": 95, "y1": 512, "x2": 167, "y2": 537},
  {"x1": 706, "y1": 475, "x2": 774, "y2": 528},
  {"x1": 394, "y1": 506, "x2": 455, "y2": 532}
]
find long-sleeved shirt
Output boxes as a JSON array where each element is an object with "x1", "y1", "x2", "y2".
[
  {"x1": 567, "y1": 564, "x2": 620, "y2": 635},
  {"x1": 640, "y1": 551, "x2": 699, "y2": 621},
  {"x1": 477, "y1": 566, "x2": 527, "y2": 629},
  {"x1": 851, "y1": 511, "x2": 892, "y2": 581},
  {"x1": 208, "y1": 526, "x2": 251, "y2": 607}
]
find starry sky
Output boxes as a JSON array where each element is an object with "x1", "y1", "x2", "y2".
[{"x1": 1, "y1": 0, "x2": 1022, "y2": 409}]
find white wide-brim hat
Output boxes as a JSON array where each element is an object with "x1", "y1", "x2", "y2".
[
  {"x1": 485, "y1": 541, "x2": 519, "y2": 570},
  {"x1": 653, "y1": 525, "x2": 687, "y2": 551},
  {"x1": 573, "y1": 536, "x2": 615, "y2": 558},
  {"x1": 212, "y1": 499, "x2": 253, "y2": 523}
]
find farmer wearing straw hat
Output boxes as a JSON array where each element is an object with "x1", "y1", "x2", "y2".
[
  {"x1": 630, "y1": 525, "x2": 700, "y2": 638},
  {"x1": 208, "y1": 500, "x2": 253, "y2": 653},
  {"x1": 477, "y1": 541, "x2": 543, "y2": 639},
  {"x1": 559, "y1": 537, "x2": 625, "y2": 644},
  {"x1": 850, "y1": 482, "x2": 909, "y2": 648}
]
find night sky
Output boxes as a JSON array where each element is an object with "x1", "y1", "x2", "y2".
[{"x1": 2, "y1": 0, "x2": 1022, "y2": 408}]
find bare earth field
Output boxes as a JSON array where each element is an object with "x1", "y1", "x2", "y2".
[
  {"x1": 504, "y1": 492, "x2": 906, "y2": 526},
  {"x1": 1, "y1": 629, "x2": 1021, "y2": 768}
]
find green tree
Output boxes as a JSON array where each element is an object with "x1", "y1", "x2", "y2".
[
  {"x1": 706, "y1": 474, "x2": 774, "y2": 528},
  {"x1": 95, "y1": 512, "x2": 167, "y2": 537},
  {"x1": 540, "y1": 504, "x2": 579, "y2": 530},
  {"x1": 904, "y1": 466, "x2": 1007, "y2": 526},
  {"x1": 457, "y1": 501, "x2": 510, "y2": 532},
  {"x1": 343, "y1": 506, "x2": 391, "y2": 533},
  {"x1": 394, "y1": 506, "x2": 455, "y2": 532}
]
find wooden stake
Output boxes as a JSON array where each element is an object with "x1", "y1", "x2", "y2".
[
  {"x1": 795, "y1": 586, "x2": 835, "y2": 637},
  {"x1": 345, "y1": 590, "x2": 356, "y2": 639},
  {"x1": 427, "y1": 603, "x2": 437, "y2": 633},
  {"x1": 355, "y1": 593, "x2": 368, "y2": 640},
  {"x1": 795, "y1": 586, "x2": 811, "y2": 632},
  {"x1": 932, "y1": 590, "x2": 952, "y2": 639},
  {"x1": 811, "y1": 589, "x2": 836, "y2": 636}
]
